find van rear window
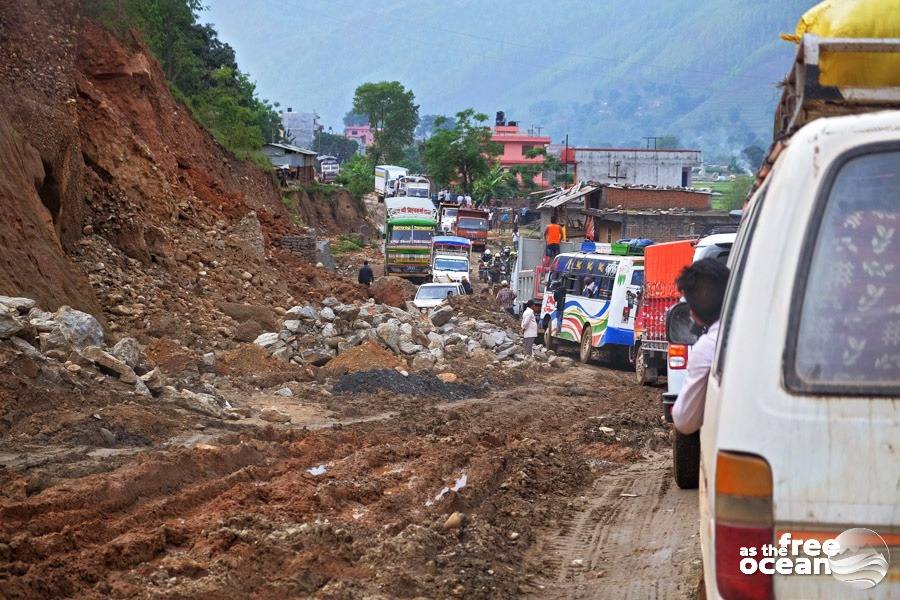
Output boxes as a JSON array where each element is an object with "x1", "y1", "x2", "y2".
[{"x1": 789, "y1": 149, "x2": 900, "y2": 394}]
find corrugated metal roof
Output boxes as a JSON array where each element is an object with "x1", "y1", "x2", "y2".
[
  {"x1": 264, "y1": 142, "x2": 317, "y2": 155},
  {"x1": 537, "y1": 182, "x2": 598, "y2": 209}
]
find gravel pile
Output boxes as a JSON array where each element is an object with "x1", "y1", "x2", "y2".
[{"x1": 331, "y1": 369, "x2": 479, "y2": 400}]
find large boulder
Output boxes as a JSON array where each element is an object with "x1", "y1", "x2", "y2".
[
  {"x1": 0, "y1": 296, "x2": 36, "y2": 313},
  {"x1": 234, "y1": 319, "x2": 265, "y2": 343},
  {"x1": 429, "y1": 306, "x2": 454, "y2": 327},
  {"x1": 54, "y1": 306, "x2": 104, "y2": 349},
  {"x1": 110, "y1": 337, "x2": 141, "y2": 368},
  {"x1": 376, "y1": 322, "x2": 402, "y2": 354},
  {"x1": 286, "y1": 305, "x2": 318, "y2": 321},
  {"x1": 81, "y1": 346, "x2": 138, "y2": 383},
  {"x1": 0, "y1": 310, "x2": 25, "y2": 339},
  {"x1": 254, "y1": 332, "x2": 280, "y2": 348},
  {"x1": 371, "y1": 276, "x2": 416, "y2": 308}
]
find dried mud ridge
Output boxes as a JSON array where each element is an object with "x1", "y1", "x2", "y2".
[
  {"x1": 331, "y1": 369, "x2": 480, "y2": 401},
  {"x1": 0, "y1": 365, "x2": 686, "y2": 599}
]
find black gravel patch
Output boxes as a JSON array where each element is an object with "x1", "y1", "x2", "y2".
[{"x1": 331, "y1": 369, "x2": 479, "y2": 401}]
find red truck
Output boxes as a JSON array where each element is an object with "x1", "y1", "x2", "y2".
[
  {"x1": 632, "y1": 240, "x2": 695, "y2": 385},
  {"x1": 453, "y1": 207, "x2": 489, "y2": 253}
]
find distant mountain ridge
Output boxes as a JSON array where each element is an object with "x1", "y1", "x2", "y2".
[{"x1": 204, "y1": 0, "x2": 812, "y2": 157}]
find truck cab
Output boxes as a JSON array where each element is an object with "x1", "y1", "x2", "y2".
[{"x1": 431, "y1": 236, "x2": 471, "y2": 283}]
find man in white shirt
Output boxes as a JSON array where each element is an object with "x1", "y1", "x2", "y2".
[
  {"x1": 671, "y1": 259, "x2": 730, "y2": 435},
  {"x1": 520, "y1": 299, "x2": 538, "y2": 356}
]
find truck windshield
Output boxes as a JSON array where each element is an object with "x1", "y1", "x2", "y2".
[
  {"x1": 434, "y1": 258, "x2": 468, "y2": 272},
  {"x1": 407, "y1": 188, "x2": 429, "y2": 198},
  {"x1": 390, "y1": 227, "x2": 433, "y2": 243},
  {"x1": 458, "y1": 217, "x2": 488, "y2": 230},
  {"x1": 443, "y1": 208, "x2": 457, "y2": 217},
  {"x1": 417, "y1": 286, "x2": 458, "y2": 300}
]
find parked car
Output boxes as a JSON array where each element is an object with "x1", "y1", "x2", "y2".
[{"x1": 412, "y1": 283, "x2": 465, "y2": 310}]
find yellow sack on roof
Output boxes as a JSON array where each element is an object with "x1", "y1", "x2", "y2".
[{"x1": 782, "y1": 0, "x2": 900, "y2": 87}]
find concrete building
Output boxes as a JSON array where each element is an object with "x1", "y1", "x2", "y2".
[
  {"x1": 564, "y1": 147, "x2": 702, "y2": 188},
  {"x1": 491, "y1": 113, "x2": 552, "y2": 187},
  {"x1": 281, "y1": 108, "x2": 319, "y2": 149},
  {"x1": 344, "y1": 124, "x2": 374, "y2": 153}
]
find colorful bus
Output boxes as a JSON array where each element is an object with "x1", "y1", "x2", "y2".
[{"x1": 539, "y1": 245, "x2": 645, "y2": 364}]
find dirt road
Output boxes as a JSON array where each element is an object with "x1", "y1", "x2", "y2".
[{"x1": 0, "y1": 362, "x2": 701, "y2": 599}]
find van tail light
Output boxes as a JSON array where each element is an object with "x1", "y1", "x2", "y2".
[
  {"x1": 715, "y1": 451, "x2": 773, "y2": 600},
  {"x1": 668, "y1": 344, "x2": 688, "y2": 369}
]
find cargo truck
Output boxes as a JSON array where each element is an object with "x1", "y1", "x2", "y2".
[
  {"x1": 453, "y1": 207, "x2": 489, "y2": 253},
  {"x1": 374, "y1": 165, "x2": 408, "y2": 200},
  {"x1": 383, "y1": 197, "x2": 437, "y2": 282}
]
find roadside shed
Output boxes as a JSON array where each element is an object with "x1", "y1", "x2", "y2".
[{"x1": 262, "y1": 143, "x2": 317, "y2": 184}]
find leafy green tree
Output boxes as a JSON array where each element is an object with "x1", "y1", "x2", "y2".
[
  {"x1": 351, "y1": 81, "x2": 419, "y2": 163},
  {"x1": 422, "y1": 109, "x2": 500, "y2": 194},
  {"x1": 416, "y1": 114, "x2": 455, "y2": 140},
  {"x1": 313, "y1": 130, "x2": 361, "y2": 162},
  {"x1": 343, "y1": 111, "x2": 368, "y2": 126},
  {"x1": 336, "y1": 155, "x2": 375, "y2": 198},
  {"x1": 472, "y1": 163, "x2": 516, "y2": 205}
]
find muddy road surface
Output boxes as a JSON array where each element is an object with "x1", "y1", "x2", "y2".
[{"x1": 0, "y1": 364, "x2": 701, "y2": 599}]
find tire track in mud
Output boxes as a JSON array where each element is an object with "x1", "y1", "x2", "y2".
[{"x1": 529, "y1": 455, "x2": 702, "y2": 599}]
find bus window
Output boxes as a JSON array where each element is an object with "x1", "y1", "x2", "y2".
[{"x1": 630, "y1": 269, "x2": 645, "y2": 286}]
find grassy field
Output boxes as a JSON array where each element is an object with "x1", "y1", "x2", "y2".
[{"x1": 697, "y1": 176, "x2": 753, "y2": 211}]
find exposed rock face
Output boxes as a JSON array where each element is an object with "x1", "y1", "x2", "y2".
[
  {"x1": 370, "y1": 276, "x2": 416, "y2": 308},
  {"x1": 54, "y1": 306, "x2": 104, "y2": 349}
]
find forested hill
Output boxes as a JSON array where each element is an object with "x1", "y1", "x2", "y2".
[{"x1": 204, "y1": 0, "x2": 811, "y2": 157}]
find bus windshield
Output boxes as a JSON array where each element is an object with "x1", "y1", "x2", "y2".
[
  {"x1": 434, "y1": 257, "x2": 469, "y2": 272},
  {"x1": 406, "y1": 187, "x2": 429, "y2": 198},
  {"x1": 458, "y1": 217, "x2": 488, "y2": 230},
  {"x1": 390, "y1": 227, "x2": 433, "y2": 243}
]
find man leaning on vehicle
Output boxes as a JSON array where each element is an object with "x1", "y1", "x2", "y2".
[{"x1": 671, "y1": 259, "x2": 730, "y2": 434}]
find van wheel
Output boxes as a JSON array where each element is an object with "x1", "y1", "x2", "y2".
[
  {"x1": 543, "y1": 325, "x2": 556, "y2": 352},
  {"x1": 579, "y1": 328, "x2": 593, "y2": 364},
  {"x1": 673, "y1": 430, "x2": 700, "y2": 489},
  {"x1": 635, "y1": 348, "x2": 658, "y2": 386}
]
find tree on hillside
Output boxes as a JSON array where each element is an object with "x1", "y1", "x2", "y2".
[
  {"x1": 422, "y1": 109, "x2": 500, "y2": 195},
  {"x1": 351, "y1": 81, "x2": 419, "y2": 163},
  {"x1": 416, "y1": 114, "x2": 455, "y2": 140},
  {"x1": 742, "y1": 144, "x2": 766, "y2": 172},
  {"x1": 313, "y1": 130, "x2": 360, "y2": 162}
]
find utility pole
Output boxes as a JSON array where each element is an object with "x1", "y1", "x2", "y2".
[
  {"x1": 643, "y1": 136, "x2": 661, "y2": 150},
  {"x1": 564, "y1": 134, "x2": 569, "y2": 184}
]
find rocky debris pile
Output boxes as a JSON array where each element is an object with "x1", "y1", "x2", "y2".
[
  {"x1": 253, "y1": 297, "x2": 567, "y2": 374},
  {"x1": 370, "y1": 276, "x2": 416, "y2": 308},
  {"x1": 0, "y1": 295, "x2": 236, "y2": 419}
]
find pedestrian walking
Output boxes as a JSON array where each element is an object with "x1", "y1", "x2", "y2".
[
  {"x1": 357, "y1": 260, "x2": 374, "y2": 286},
  {"x1": 461, "y1": 276, "x2": 473, "y2": 295},
  {"x1": 495, "y1": 280, "x2": 516, "y2": 315},
  {"x1": 521, "y1": 299, "x2": 537, "y2": 356}
]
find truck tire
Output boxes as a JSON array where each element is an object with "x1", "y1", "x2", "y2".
[
  {"x1": 635, "y1": 348, "x2": 658, "y2": 386},
  {"x1": 579, "y1": 328, "x2": 593, "y2": 364},
  {"x1": 673, "y1": 430, "x2": 700, "y2": 489},
  {"x1": 543, "y1": 323, "x2": 556, "y2": 352}
]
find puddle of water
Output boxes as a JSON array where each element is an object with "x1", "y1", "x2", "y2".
[
  {"x1": 307, "y1": 465, "x2": 327, "y2": 476},
  {"x1": 425, "y1": 471, "x2": 467, "y2": 506}
]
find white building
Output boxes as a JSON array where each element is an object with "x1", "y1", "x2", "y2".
[
  {"x1": 573, "y1": 147, "x2": 702, "y2": 188},
  {"x1": 281, "y1": 108, "x2": 319, "y2": 149}
]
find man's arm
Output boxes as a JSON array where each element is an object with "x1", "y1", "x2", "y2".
[{"x1": 671, "y1": 329, "x2": 717, "y2": 435}]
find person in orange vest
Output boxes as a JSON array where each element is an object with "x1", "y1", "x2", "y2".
[{"x1": 544, "y1": 215, "x2": 565, "y2": 258}]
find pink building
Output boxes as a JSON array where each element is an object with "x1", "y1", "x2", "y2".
[
  {"x1": 344, "y1": 124, "x2": 374, "y2": 151},
  {"x1": 491, "y1": 122, "x2": 552, "y2": 187}
]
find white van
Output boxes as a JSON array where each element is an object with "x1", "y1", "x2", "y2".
[
  {"x1": 539, "y1": 246, "x2": 644, "y2": 364},
  {"x1": 680, "y1": 111, "x2": 900, "y2": 598}
]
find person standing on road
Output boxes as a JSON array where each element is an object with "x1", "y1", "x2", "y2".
[
  {"x1": 521, "y1": 299, "x2": 538, "y2": 356},
  {"x1": 544, "y1": 215, "x2": 564, "y2": 258},
  {"x1": 357, "y1": 260, "x2": 374, "y2": 287},
  {"x1": 496, "y1": 281, "x2": 516, "y2": 315},
  {"x1": 551, "y1": 278, "x2": 567, "y2": 334},
  {"x1": 461, "y1": 276, "x2": 473, "y2": 295},
  {"x1": 671, "y1": 259, "x2": 730, "y2": 435}
]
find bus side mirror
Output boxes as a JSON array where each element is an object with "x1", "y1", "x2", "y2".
[{"x1": 666, "y1": 302, "x2": 700, "y2": 345}]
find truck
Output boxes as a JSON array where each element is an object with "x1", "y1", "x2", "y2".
[
  {"x1": 383, "y1": 197, "x2": 437, "y2": 283},
  {"x1": 430, "y1": 235, "x2": 472, "y2": 283},
  {"x1": 374, "y1": 165, "x2": 408, "y2": 200},
  {"x1": 634, "y1": 234, "x2": 734, "y2": 386},
  {"x1": 318, "y1": 156, "x2": 340, "y2": 183},
  {"x1": 453, "y1": 207, "x2": 489, "y2": 253},
  {"x1": 396, "y1": 175, "x2": 431, "y2": 198},
  {"x1": 438, "y1": 203, "x2": 459, "y2": 234}
]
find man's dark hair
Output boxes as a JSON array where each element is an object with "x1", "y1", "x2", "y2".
[
  {"x1": 550, "y1": 215, "x2": 558, "y2": 224},
  {"x1": 676, "y1": 258, "x2": 730, "y2": 325},
  {"x1": 363, "y1": 260, "x2": 369, "y2": 266}
]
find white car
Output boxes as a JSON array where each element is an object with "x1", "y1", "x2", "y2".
[
  {"x1": 680, "y1": 110, "x2": 900, "y2": 599},
  {"x1": 413, "y1": 283, "x2": 465, "y2": 309}
]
